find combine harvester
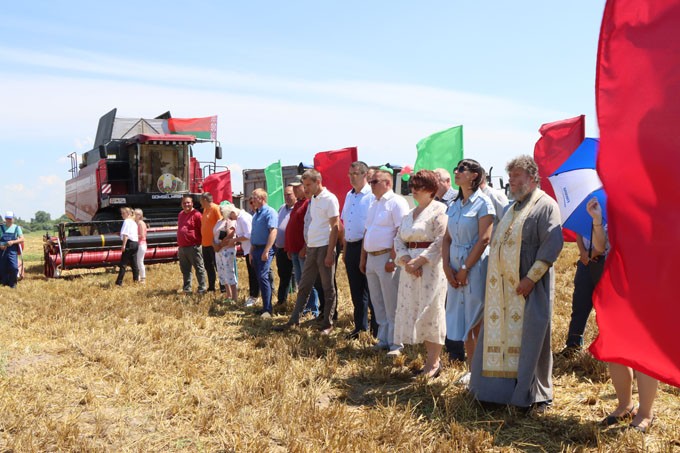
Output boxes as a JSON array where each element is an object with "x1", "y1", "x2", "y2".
[{"x1": 43, "y1": 108, "x2": 233, "y2": 277}]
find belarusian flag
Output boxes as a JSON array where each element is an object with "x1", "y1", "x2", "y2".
[{"x1": 167, "y1": 116, "x2": 217, "y2": 140}]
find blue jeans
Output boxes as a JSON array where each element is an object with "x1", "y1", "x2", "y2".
[
  {"x1": 291, "y1": 252, "x2": 319, "y2": 316},
  {"x1": 251, "y1": 246, "x2": 275, "y2": 313}
]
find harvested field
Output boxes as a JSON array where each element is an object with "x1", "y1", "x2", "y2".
[{"x1": 1, "y1": 233, "x2": 679, "y2": 452}]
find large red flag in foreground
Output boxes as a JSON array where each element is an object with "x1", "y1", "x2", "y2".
[
  {"x1": 590, "y1": 0, "x2": 680, "y2": 387},
  {"x1": 314, "y1": 147, "x2": 357, "y2": 212},
  {"x1": 533, "y1": 115, "x2": 585, "y2": 242}
]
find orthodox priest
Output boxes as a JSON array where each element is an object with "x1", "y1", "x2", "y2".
[{"x1": 469, "y1": 155, "x2": 563, "y2": 410}]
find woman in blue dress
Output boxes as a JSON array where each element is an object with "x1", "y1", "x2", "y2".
[{"x1": 442, "y1": 160, "x2": 495, "y2": 379}]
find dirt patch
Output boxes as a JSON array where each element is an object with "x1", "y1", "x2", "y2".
[{"x1": 5, "y1": 352, "x2": 60, "y2": 376}]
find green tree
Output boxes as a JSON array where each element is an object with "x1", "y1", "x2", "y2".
[{"x1": 32, "y1": 211, "x2": 52, "y2": 224}]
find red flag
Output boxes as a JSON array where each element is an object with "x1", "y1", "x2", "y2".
[
  {"x1": 313, "y1": 147, "x2": 358, "y2": 212},
  {"x1": 202, "y1": 170, "x2": 233, "y2": 204},
  {"x1": 533, "y1": 115, "x2": 585, "y2": 242},
  {"x1": 589, "y1": 0, "x2": 680, "y2": 387}
]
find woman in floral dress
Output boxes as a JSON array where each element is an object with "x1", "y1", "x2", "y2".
[{"x1": 394, "y1": 170, "x2": 448, "y2": 379}]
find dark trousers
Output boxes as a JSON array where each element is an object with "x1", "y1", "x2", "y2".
[
  {"x1": 245, "y1": 254, "x2": 259, "y2": 298},
  {"x1": 566, "y1": 258, "x2": 605, "y2": 347},
  {"x1": 445, "y1": 339, "x2": 466, "y2": 362},
  {"x1": 116, "y1": 241, "x2": 139, "y2": 285},
  {"x1": 202, "y1": 245, "x2": 218, "y2": 291},
  {"x1": 0, "y1": 249, "x2": 18, "y2": 288},
  {"x1": 275, "y1": 247, "x2": 294, "y2": 304},
  {"x1": 251, "y1": 246, "x2": 275, "y2": 313},
  {"x1": 345, "y1": 240, "x2": 371, "y2": 332},
  {"x1": 317, "y1": 243, "x2": 340, "y2": 322}
]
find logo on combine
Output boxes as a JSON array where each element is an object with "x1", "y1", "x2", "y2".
[{"x1": 157, "y1": 173, "x2": 182, "y2": 193}]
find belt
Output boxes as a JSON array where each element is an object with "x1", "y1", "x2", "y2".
[
  {"x1": 406, "y1": 241, "x2": 433, "y2": 249},
  {"x1": 368, "y1": 248, "x2": 391, "y2": 256}
]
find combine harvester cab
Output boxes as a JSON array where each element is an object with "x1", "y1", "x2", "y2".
[{"x1": 44, "y1": 108, "x2": 230, "y2": 277}]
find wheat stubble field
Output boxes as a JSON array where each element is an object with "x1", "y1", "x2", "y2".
[{"x1": 0, "y1": 233, "x2": 679, "y2": 452}]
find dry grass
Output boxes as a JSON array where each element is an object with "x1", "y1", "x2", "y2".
[{"x1": 1, "y1": 233, "x2": 679, "y2": 452}]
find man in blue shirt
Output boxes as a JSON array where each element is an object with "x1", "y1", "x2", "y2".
[{"x1": 249, "y1": 188, "x2": 278, "y2": 317}]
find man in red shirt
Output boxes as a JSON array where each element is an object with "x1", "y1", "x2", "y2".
[
  {"x1": 177, "y1": 194, "x2": 207, "y2": 293},
  {"x1": 284, "y1": 177, "x2": 319, "y2": 315}
]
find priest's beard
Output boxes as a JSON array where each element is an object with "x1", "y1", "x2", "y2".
[{"x1": 509, "y1": 182, "x2": 532, "y2": 201}]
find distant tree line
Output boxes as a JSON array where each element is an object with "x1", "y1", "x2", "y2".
[{"x1": 8, "y1": 211, "x2": 70, "y2": 233}]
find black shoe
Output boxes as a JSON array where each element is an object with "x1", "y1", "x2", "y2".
[
  {"x1": 345, "y1": 330, "x2": 363, "y2": 340},
  {"x1": 601, "y1": 406, "x2": 636, "y2": 426},
  {"x1": 556, "y1": 345, "x2": 582, "y2": 359},
  {"x1": 531, "y1": 401, "x2": 552, "y2": 414},
  {"x1": 272, "y1": 322, "x2": 298, "y2": 332}
]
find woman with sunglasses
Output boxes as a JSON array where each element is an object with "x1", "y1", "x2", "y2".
[
  {"x1": 442, "y1": 159, "x2": 495, "y2": 385},
  {"x1": 393, "y1": 170, "x2": 448, "y2": 379}
]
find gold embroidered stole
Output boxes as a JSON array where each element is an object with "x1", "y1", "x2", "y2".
[{"x1": 482, "y1": 189, "x2": 544, "y2": 378}]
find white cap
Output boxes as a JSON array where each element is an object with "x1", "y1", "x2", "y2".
[{"x1": 4, "y1": 211, "x2": 14, "y2": 219}]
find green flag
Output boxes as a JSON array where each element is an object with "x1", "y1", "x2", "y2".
[
  {"x1": 414, "y1": 125, "x2": 464, "y2": 188},
  {"x1": 264, "y1": 160, "x2": 284, "y2": 210}
]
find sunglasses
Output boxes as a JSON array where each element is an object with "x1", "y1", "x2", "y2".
[
  {"x1": 454, "y1": 165, "x2": 469, "y2": 173},
  {"x1": 368, "y1": 179, "x2": 386, "y2": 185}
]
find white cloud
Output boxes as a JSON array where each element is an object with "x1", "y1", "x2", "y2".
[
  {"x1": 0, "y1": 46, "x2": 592, "y2": 219},
  {"x1": 39, "y1": 175, "x2": 61, "y2": 185},
  {"x1": 74, "y1": 136, "x2": 94, "y2": 151},
  {"x1": 4, "y1": 184, "x2": 26, "y2": 193}
]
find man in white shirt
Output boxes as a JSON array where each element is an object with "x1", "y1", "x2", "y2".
[
  {"x1": 360, "y1": 169, "x2": 410, "y2": 355},
  {"x1": 341, "y1": 161, "x2": 375, "y2": 339},
  {"x1": 480, "y1": 173, "x2": 509, "y2": 226},
  {"x1": 274, "y1": 169, "x2": 340, "y2": 334}
]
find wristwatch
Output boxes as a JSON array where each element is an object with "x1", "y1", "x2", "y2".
[
  {"x1": 387, "y1": 258, "x2": 394, "y2": 263},
  {"x1": 461, "y1": 263, "x2": 468, "y2": 271}
]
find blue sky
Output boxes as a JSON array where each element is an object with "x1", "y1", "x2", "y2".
[{"x1": 0, "y1": 0, "x2": 605, "y2": 221}]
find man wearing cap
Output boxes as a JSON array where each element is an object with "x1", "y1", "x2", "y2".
[
  {"x1": 341, "y1": 161, "x2": 375, "y2": 339},
  {"x1": 0, "y1": 211, "x2": 25, "y2": 288},
  {"x1": 361, "y1": 169, "x2": 409, "y2": 355}
]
